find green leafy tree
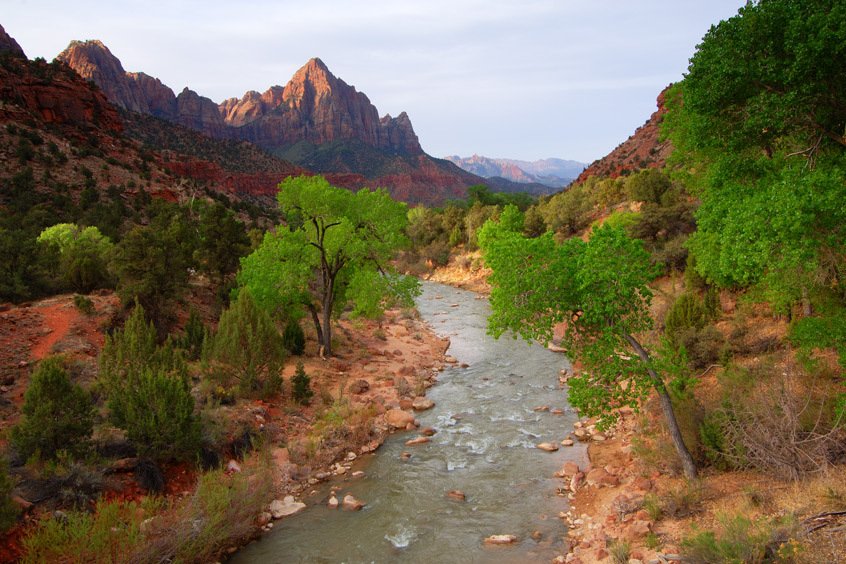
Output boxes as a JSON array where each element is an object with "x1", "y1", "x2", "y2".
[
  {"x1": 664, "y1": 0, "x2": 846, "y2": 313},
  {"x1": 202, "y1": 289, "x2": 285, "y2": 398},
  {"x1": 37, "y1": 223, "x2": 114, "y2": 293},
  {"x1": 238, "y1": 175, "x2": 419, "y2": 356},
  {"x1": 481, "y1": 222, "x2": 698, "y2": 478},
  {"x1": 12, "y1": 357, "x2": 94, "y2": 461}
]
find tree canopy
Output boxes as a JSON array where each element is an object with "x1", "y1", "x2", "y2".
[
  {"x1": 480, "y1": 220, "x2": 698, "y2": 477},
  {"x1": 238, "y1": 175, "x2": 419, "y2": 356}
]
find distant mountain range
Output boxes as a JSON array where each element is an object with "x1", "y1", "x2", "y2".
[{"x1": 444, "y1": 155, "x2": 586, "y2": 193}]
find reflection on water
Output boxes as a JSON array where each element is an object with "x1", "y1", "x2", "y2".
[{"x1": 231, "y1": 282, "x2": 587, "y2": 563}]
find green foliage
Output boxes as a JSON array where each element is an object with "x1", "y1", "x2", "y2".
[
  {"x1": 73, "y1": 294, "x2": 95, "y2": 315},
  {"x1": 239, "y1": 175, "x2": 418, "y2": 356},
  {"x1": 539, "y1": 182, "x2": 594, "y2": 236},
  {"x1": 203, "y1": 289, "x2": 285, "y2": 399},
  {"x1": 179, "y1": 307, "x2": 207, "y2": 361},
  {"x1": 282, "y1": 318, "x2": 306, "y2": 355},
  {"x1": 195, "y1": 201, "x2": 250, "y2": 283},
  {"x1": 626, "y1": 168, "x2": 671, "y2": 203},
  {"x1": 789, "y1": 312, "x2": 846, "y2": 369},
  {"x1": 665, "y1": 293, "x2": 709, "y2": 346},
  {"x1": 12, "y1": 357, "x2": 94, "y2": 461},
  {"x1": 292, "y1": 362, "x2": 314, "y2": 405},
  {"x1": 119, "y1": 368, "x2": 200, "y2": 462},
  {"x1": 682, "y1": 513, "x2": 799, "y2": 564},
  {"x1": 37, "y1": 223, "x2": 114, "y2": 293},
  {"x1": 0, "y1": 458, "x2": 18, "y2": 533},
  {"x1": 664, "y1": 1, "x2": 846, "y2": 314},
  {"x1": 111, "y1": 204, "x2": 197, "y2": 327}
]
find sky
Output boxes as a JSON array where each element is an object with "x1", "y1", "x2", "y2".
[{"x1": 4, "y1": 0, "x2": 745, "y2": 163}]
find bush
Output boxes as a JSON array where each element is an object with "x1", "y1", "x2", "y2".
[
  {"x1": 179, "y1": 307, "x2": 207, "y2": 361},
  {"x1": 119, "y1": 368, "x2": 200, "y2": 462},
  {"x1": 679, "y1": 325, "x2": 724, "y2": 370},
  {"x1": 12, "y1": 357, "x2": 94, "y2": 461},
  {"x1": 682, "y1": 513, "x2": 800, "y2": 564},
  {"x1": 282, "y1": 318, "x2": 305, "y2": 355},
  {"x1": 0, "y1": 458, "x2": 18, "y2": 533},
  {"x1": 73, "y1": 294, "x2": 95, "y2": 315},
  {"x1": 202, "y1": 289, "x2": 285, "y2": 400},
  {"x1": 665, "y1": 292, "x2": 708, "y2": 346},
  {"x1": 292, "y1": 362, "x2": 313, "y2": 405}
]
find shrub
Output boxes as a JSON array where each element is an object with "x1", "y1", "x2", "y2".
[
  {"x1": 609, "y1": 539, "x2": 631, "y2": 564},
  {"x1": 73, "y1": 294, "x2": 95, "y2": 315},
  {"x1": 0, "y1": 458, "x2": 18, "y2": 533},
  {"x1": 665, "y1": 292, "x2": 708, "y2": 346},
  {"x1": 679, "y1": 325, "x2": 724, "y2": 370},
  {"x1": 282, "y1": 318, "x2": 305, "y2": 355},
  {"x1": 119, "y1": 368, "x2": 200, "y2": 462},
  {"x1": 292, "y1": 362, "x2": 314, "y2": 405},
  {"x1": 682, "y1": 513, "x2": 800, "y2": 564},
  {"x1": 12, "y1": 358, "x2": 94, "y2": 461},
  {"x1": 202, "y1": 289, "x2": 285, "y2": 399},
  {"x1": 37, "y1": 224, "x2": 114, "y2": 293},
  {"x1": 180, "y1": 307, "x2": 207, "y2": 361}
]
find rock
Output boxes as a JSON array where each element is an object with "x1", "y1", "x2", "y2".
[
  {"x1": 561, "y1": 439, "x2": 575, "y2": 447},
  {"x1": 412, "y1": 397, "x2": 435, "y2": 411},
  {"x1": 109, "y1": 457, "x2": 139, "y2": 472},
  {"x1": 533, "y1": 405, "x2": 550, "y2": 412},
  {"x1": 342, "y1": 494, "x2": 364, "y2": 511},
  {"x1": 257, "y1": 512, "x2": 272, "y2": 526},
  {"x1": 484, "y1": 534, "x2": 518, "y2": 545},
  {"x1": 385, "y1": 408, "x2": 415, "y2": 429},
  {"x1": 632, "y1": 476, "x2": 653, "y2": 492},
  {"x1": 574, "y1": 429, "x2": 589, "y2": 440},
  {"x1": 592, "y1": 433, "x2": 607, "y2": 442},
  {"x1": 420, "y1": 427, "x2": 437, "y2": 436},
  {"x1": 269, "y1": 496, "x2": 306, "y2": 519},
  {"x1": 447, "y1": 490, "x2": 466, "y2": 501},
  {"x1": 622, "y1": 519, "x2": 652, "y2": 541},
  {"x1": 585, "y1": 468, "x2": 619, "y2": 488},
  {"x1": 531, "y1": 530, "x2": 542, "y2": 541},
  {"x1": 226, "y1": 459, "x2": 241, "y2": 473},
  {"x1": 562, "y1": 461, "x2": 580, "y2": 476},
  {"x1": 345, "y1": 451, "x2": 357, "y2": 462},
  {"x1": 400, "y1": 452, "x2": 412, "y2": 461},
  {"x1": 537, "y1": 442, "x2": 559, "y2": 452},
  {"x1": 327, "y1": 496, "x2": 339, "y2": 509},
  {"x1": 570, "y1": 472, "x2": 585, "y2": 492},
  {"x1": 352, "y1": 471, "x2": 365, "y2": 478},
  {"x1": 551, "y1": 408, "x2": 565, "y2": 415},
  {"x1": 405, "y1": 436, "x2": 431, "y2": 446},
  {"x1": 361, "y1": 440, "x2": 381, "y2": 454},
  {"x1": 399, "y1": 398, "x2": 414, "y2": 410},
  {"x1": 348, "y1": 379, "x2": 370, "y2": 394},
  {"x1": 445, "y1": 355, "x2": 458, "y2": 364}
]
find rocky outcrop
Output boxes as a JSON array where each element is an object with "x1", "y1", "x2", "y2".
[
  {"x1": 0, "y1": 24, "x2": 25, "y2": 57},
  {"x1": 445, "y1": 155, "x2": 584, "y2": 190},
  {"x1": 126, "y1": 72, "x2": 176, "y2": 119},
  {"x1": 175, "y1": 87, "x2": 227, "y2": 138},
  {"x1": 0, "y1": 55, "x2": 122, "y2": 132},
  {"x1": 574, "y1": 87, "x2": 673, "y2": 184}
]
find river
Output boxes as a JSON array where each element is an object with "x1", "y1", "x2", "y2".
[{"x1": 231, "y1": 281, "x2": 587, "y2": 563}]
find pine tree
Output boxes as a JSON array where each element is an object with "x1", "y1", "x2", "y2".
[{"x1": 291, "y1": 362, "x2": 313, "y2": 405}]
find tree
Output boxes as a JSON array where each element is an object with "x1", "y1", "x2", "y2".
[
  {"x1": 111, "y1": 205, "x2": 196, "y2": 327},
  {"x1": 12, "y1": 357, "x2": 94, "y2": 460},
  {"x1": 238, "y1": 175, "x2": 419, "y2": 356},
  {"x1": 37, "y1": 223, "x2": 114, "y2": 293},
  {"x1": 291, "y1": 362, "x2": 313, "y2": 405},
  {"x1": 664, "y1": 0, "x2": 846, "y2": 312},
  {"x1": 202, "y1": 289, "x2": 285, "y2": 399},
  {"x1": 196, "y1": 201, "x2": 250, "y2": 285},
  {"x1": 480, "y1": 222, "x2": 698, "y2": 478}
]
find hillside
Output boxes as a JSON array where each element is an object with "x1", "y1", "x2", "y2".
[{"x1": 445, "y1": 154, "x2": 584, "y2": 191}]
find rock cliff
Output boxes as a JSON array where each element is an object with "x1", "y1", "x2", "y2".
[
  {"x1": 0, "y1": 23, "x2": 25, "y2": 57},
  {"x1": 574, "y1": 88, "x2": 673, "y2": 184}
]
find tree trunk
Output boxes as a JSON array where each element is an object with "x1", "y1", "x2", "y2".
[
  {"x1": 801, "y1": 286, "x2": 813, "y2": 317},
  {"x1": 307, "y1": 304, "x2": 323, "y2": 350},
  {"x1": 625, "y1": 333, "x2": 698, "y2": 479}
]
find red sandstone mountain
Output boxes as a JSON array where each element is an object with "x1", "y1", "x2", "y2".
[
  {"x1": 0, "y1": 23, "x2": 25, "y2": 57},
  {"x1": 574, "y1": 88, "x2": 672, "y2": 184},
  {"x1": 54, "y1": 39, "x2": 511, "y2": 204}
]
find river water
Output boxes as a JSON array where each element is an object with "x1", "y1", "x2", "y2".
[{"x1": 232, "y1": 282, "x2": 587, "y2": 563}]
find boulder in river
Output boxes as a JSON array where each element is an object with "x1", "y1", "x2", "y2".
[
  {"x1": 342, "y1": 494, "x2": 365, "y2": 511},
  {"x1": 447, "y1": 490, "x2": 466, "y2": 501},
  {"x1": 412, "y1": 397, "x2": 435, "y2": 411},
  {"x1": 386, "y1": 408, "x2": 415, "y2": 429},
  {"x1": 537, "y1": 442, "x2": 559, "y2": 452},
  {"x1": 269, "y1": 496, "x2": 306, "y2": 519},
  {"x1": 484, "y1": 534, "x2": 518, "y2": 545},
  {"x1": 405, "y1": 436, "x2": 431, "y2": 446}
]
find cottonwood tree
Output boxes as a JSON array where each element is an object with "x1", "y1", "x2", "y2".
[
  {"x1": 238, "y1": 175, "x2": 418, "y2": 356},
  {"x1": 480, "y1": 221, "x2": 698, "y2": 478}
]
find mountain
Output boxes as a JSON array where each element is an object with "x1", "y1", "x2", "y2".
[
  {"x1": 56, "y1": 40, "x2": 508, "y2": 204},
  {"x1": 573, "y1": 88, "x2": 672, "y2": 184},
  {"x1": 444, "y1": 155, "x2": 585, "y2": 193},
  {"x1": 0, "y1": 23, "x2": 25, "y2": 58}
]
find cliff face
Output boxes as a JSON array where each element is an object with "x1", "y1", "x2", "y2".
[
  {"x1": 0, "y1": 23, "x2": 25, "y2": 57},
  {"x1": 224, "y1": 58, "x2": 422, "y2": 155},
  {"x1": 574, "y1": 88, "x2": 673, "y2": 184}
]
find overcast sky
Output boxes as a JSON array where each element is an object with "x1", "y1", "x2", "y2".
[{"x1": 5, "y1": 1, "x2": 744, "y2": 163}]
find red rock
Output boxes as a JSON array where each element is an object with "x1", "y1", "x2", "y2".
[
  {"x1": 0, "y1": 24, "x2": 25, "y2": 57},
  {"x1": 585, "y1": 468, "x2": 619, "y2": 488}
]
